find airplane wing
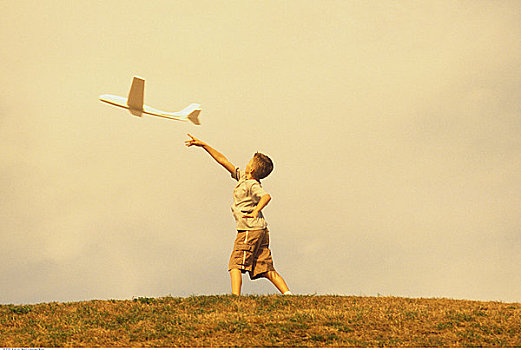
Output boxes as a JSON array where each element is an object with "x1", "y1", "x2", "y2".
[{"x1": 127, "y1": 76, "x2": 145, "y2": 111}]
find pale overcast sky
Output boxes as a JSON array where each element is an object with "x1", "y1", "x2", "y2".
[{"x1": 1, "y1": 1, "x2": 521, "y2": 304}]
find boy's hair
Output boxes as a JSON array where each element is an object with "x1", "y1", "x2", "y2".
[{"x1": 252, "y1": 152, "x2": 273, "y2": 180}]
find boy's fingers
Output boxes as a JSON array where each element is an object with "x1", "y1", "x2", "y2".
[{"x1": 185, "y1": 134, "x2": 196, "y2": 146}]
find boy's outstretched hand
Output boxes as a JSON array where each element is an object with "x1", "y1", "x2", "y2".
[
  {"x1": 184, "y1": 134, "x2": 236, "y2": 175},
  {"x1": 185, "y1": 134, "x2": 205, "y2": 147}
]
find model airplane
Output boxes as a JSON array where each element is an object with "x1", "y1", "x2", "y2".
[{"x1": 99, "y1": 76, "x2": 201, "y2": 125}]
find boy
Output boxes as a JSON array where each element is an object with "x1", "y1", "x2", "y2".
[{"x1": 185, "y1": 134, "x2": 291, "y2": 296}]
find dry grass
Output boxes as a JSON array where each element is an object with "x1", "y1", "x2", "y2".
[{"x1": 1, "y1": 295, "x2": 521, "y2": 347}]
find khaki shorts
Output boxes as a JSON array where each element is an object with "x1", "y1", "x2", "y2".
[{"x1": 228, "y1": 228, "x2": 275, "y2": 280}]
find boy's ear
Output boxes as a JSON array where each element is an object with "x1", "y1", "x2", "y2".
[{"x1": 250, "y1": 166, "x2": 259, "y2": 179}]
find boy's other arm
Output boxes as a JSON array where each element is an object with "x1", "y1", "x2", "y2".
[
  {"x1": 243, "y1": 193, "x2": 271, "y2": 219},
  {"x1": 185, "y1": 134, "x2": 236, "y2": 175}
]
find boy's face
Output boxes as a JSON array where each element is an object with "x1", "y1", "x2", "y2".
[{"x1": 245, "y1": 158, "x2": 256, "y2": 178}]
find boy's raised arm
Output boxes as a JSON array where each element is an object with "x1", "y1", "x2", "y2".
[{"x1": 185, "y1": 134, "x2": 236, "y2": 175}]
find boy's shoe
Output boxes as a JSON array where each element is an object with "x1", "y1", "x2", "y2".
[{"x1": 283, "y1": 291, "x2": 293, "y2": 296}]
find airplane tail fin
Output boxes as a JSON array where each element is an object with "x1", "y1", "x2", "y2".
[
  {"x1": 187, "y1": 109, "x2": 201, "y2": 125},
  {"x1": 180, "y1": 103, "x2": 201, "y2": 125}
]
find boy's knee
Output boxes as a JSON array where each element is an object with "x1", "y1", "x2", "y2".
[{"x1": 261, "y1": 270, "x2": 278, "y2": 279}]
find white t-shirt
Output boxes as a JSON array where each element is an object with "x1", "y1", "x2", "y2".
[{"x1": 231, "y1": 168, "x2": 268, "y2": 230}]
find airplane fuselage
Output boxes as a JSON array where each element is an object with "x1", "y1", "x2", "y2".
[{"x1": 99, "y1": 94, "x2": 143, "y2": 116}]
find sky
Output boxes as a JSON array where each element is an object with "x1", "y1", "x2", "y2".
[{"x1": 1, "y1": 1, "x2": 521, "y2": 305}]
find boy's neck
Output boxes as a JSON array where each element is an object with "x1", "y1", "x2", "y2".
[
  {"x1": 245, "y1": 171, "x2": 259, "y2": 181},
  {"x1": 245, "y1": 169, "x2": 254, "y2": 180}
]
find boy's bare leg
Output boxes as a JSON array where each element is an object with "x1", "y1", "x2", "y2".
[
  {"x1": 230, "y1": 268, "x2": 242, "y2": 296},
  {"x1": 263, "y1": 271, "x2": 290, "y2": 294}
]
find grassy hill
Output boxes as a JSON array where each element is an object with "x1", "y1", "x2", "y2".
[{"x1": 1, "y1": 295, "x2": 521, "y2": 347}]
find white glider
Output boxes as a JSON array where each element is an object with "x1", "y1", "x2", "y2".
[{"x1": 99, "y1": 76, "x2": 201, "y2": 125}]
